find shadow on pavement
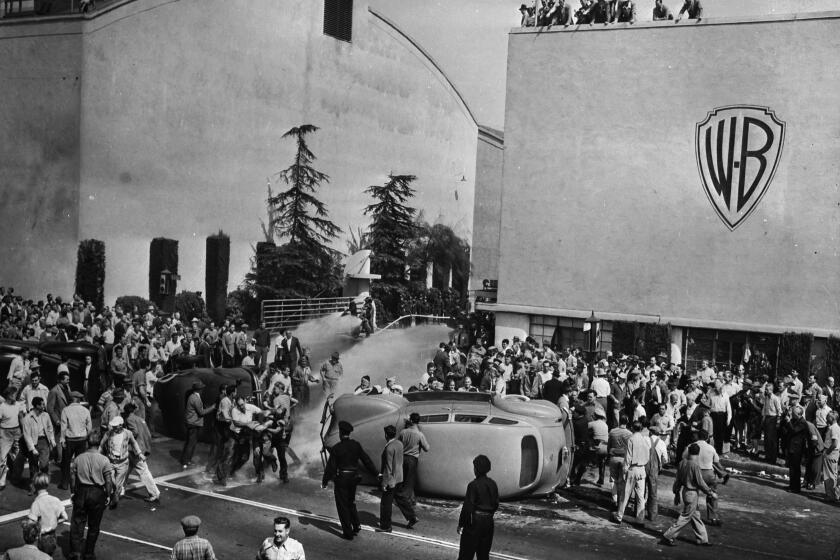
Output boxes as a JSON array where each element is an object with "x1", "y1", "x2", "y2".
[{"x1": 297, "y1": 515, "x2": 345, "y2": 538}]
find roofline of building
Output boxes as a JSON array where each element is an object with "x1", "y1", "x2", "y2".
[
  {"x1": 478, "y1": 125, "x2": 504, "y2": 148},
  {"x1": 510, "y1": 9, "x2": 840, "y2": 35},
  {"x1": 476, "y1": 302, "x2": 840, "y2": 338},
  {"x1": 368, "y1": 6, "x2": 477, "y2": 127}
]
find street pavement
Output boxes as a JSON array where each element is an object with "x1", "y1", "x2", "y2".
[{"x1": 2, "y1": 436, "x2": 838, "y2": 560}]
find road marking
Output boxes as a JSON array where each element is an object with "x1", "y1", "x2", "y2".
[
  {"x1": 718, "y1": 543, "x2": 802, "y2": 560},
  {"x1": 58, "y1": 521, "x2": 173, "y2": 552},
  {"x1": 158, "y1": 480, "x2": 529, "y2": 560},
  {"x1": 0, "y1": 467, "x2": 205, "y2": 525}
]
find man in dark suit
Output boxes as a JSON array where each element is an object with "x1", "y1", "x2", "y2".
[
  {"x1": 48, "y1": 371, "x2": 71, "y2": 443},
  {"x1": 276, "y1": 330, "x2": 302, "y2": 371}
]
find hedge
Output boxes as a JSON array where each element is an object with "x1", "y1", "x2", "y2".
[
  {"x1": 75, "y1": 239, "x2": 105, "y2": 311},
  {"x1": 206, "y1": 232, "x2": 230, "y2": 324},
  {"x1": 778, "y1": 331, "x2": 813, "y2": 376}
]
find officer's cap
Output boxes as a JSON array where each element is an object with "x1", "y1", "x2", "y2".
[{"x1": 338, "y1": 420, "x2": 354, "y2": 434}]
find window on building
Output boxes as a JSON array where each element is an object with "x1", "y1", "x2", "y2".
[
  {"x1": 324, "y1": 0, "x2": 353, "y2": 42},
  {"x1": 684, "y1": 328, "x2": 776, "y2": 377}
]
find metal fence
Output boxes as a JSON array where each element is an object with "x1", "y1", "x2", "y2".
[{"x1": 260, "y1": 296, "x2": 352, "y2": 332}]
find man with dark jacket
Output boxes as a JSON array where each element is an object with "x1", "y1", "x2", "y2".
[
  {"x1": 542, "y1": 370, "x2": 565, "y2": 405},
  {"x1": 785, "y1": 405, "x2": 809, "y2": 493},
  {"x1": 457, "y1": 455, "x2": 499, "y2": 560},
  {"x1": 321, "y1": 421, "x2": 377, "y2": 540},
  {"x1": 276, "y1": 330, "x2": 302, "y2": 372},
  {"x1": 180, "y1": 381, "x2": 216, "y2": 469}
]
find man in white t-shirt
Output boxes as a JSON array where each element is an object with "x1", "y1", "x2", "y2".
[{"x1": 257, "y1": 516, "x2": 305, "y2": 559}]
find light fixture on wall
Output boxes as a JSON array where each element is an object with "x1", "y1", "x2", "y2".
[{"x1": 455, "y1": 174, "x2": 466, "y2": 201}]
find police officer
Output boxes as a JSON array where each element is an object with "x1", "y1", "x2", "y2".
[
  {"x1": 457, "y1": 455, "x2": 499, "y2": 560},
  {"x1": 69, "y1": 432, "x2": 117, "y2": 560},
  {"x1": 321, "y1": 421, "x2": 377, "y2": 540}
]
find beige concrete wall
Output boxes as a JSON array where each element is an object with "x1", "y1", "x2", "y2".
[
  {"x1": 470, "y1": 127, "x2": 504, "y2": 290},
  {"x1": 0, "y1": 19, "x2": 83, "y2": 299},
  {"x1": 77, "y1": 0, "x2": 476, "y2": 304},
  {"x1": 497, "y1": 13, "x2": 840, "y2": 334},
  {"x1": 0, "y1": 0, "x2": 477, "y2": 303}
]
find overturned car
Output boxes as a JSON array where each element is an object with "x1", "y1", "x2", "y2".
[{"x1": 322, "y1": 391, "x2": 573, "y2": 499}]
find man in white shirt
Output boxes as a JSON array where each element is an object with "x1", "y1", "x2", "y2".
[
  {"x1": 698, "y1": 360, "x2": 716, "y2": 385},
  {"x1": 230, "y1": 396, "x2": 261, "y2": 476},
  {"x1": 538, "y1": 361, "x2": 554, "y2": 385},
  {"x1": 789, "y1": 370, "x2": 803, "y2": 397},
  {"x1": 6, "y1": 350, "x2": 30, "y2": 391},
  {"x1": 19, "y1": 371, "x2": 49, "y2": 413},
  {"x1": 257, "y1": 516, "x2": 305, "y2": 559}
]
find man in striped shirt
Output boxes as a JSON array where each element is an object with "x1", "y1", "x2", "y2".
[
  {"x1": 172, "y1": 515, "x2": 216, "y2": 560},
  {"x1": 21, "y1": 396, "x2": 55, "y2": 492}
]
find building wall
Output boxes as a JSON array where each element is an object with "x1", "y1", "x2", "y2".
[
  {"x1": 470, "y1": 126, "x2": 504, "y2": 291},
  {"x1": 497, "y1": 13, "x2": 840, "y2": 336},
  {"x1": 0, "y1": 0, "x2": 478, "y2": 304},
  {"x1": 0, "y1": 19, "x2": 83, "y2": 299}
]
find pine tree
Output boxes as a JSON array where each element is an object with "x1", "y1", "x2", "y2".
[
  {"x1": 364, "y1": 174, "x2": 418, "y2": 285},
  {"x1": 269, "y1": 125, "x2": 341, "y2": 249},
  {"x1": 263, "y1": 124, "x2": 342, "y2": 297}
]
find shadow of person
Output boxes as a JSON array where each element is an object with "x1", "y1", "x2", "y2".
[{"x1": 297, "y1": 515, "x2": 345, "y2": 537}]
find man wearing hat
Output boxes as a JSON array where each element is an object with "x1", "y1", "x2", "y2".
[
  {"x1": 69, "y1": 432, "x2": 116, "y2": 559},
  {"x1": 321, "y1": 420, "x2": 377, "y2": 540},
  {"x1": 172, "y1": 515, "x2": 217, "y2": 560},
  {"x1": 100, "y1": 415, "x2": 143, "y2": 498},
  {"x1": 181, "y1": 380, "x2": 216, "y2": 469},
  {"x1": 320, "y1": 351, "x2": 344, "y2": 397},
  {"x1": 59, "y1": 390, "x2": 91, "y2": 489}
]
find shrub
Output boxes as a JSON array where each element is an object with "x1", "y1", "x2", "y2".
[
  {"x1": 114, "y1": 295, "x2": 152, "y2": 315},
  {"x1": 174, "y1": 291, "x2": 206, "y2": 323}
]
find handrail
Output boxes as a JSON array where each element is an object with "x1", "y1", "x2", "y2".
[
  {"x1": 374, "y1": 314, "x2": 450, "y2": 333},
  {"x1": 260, "y1": 296, "x2": 353, "y2": 332}
]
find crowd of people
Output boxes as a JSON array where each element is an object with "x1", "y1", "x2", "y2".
[
  {"x1": 346, "y1": 331, "x2": 840, "y2": 549},
  {"x1": 519, "y1": 0, "x2": 703, "y2": 27},
  {"x1": 3, "y1": 283, "x2": 840, "y2": 557}
]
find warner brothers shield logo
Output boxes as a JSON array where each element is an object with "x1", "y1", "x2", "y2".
[{"x1": 696, "y1": 106, "x2": 785, "y2": 230}]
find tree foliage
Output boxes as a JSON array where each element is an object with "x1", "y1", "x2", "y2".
[
  {"x1": 407, "y1": 219, "x2": 471, "y2": 293},
  {"x1": 247, "y1": 125, "x2": 343, "y2": 299},
  {"x1": 269, "y1": 125, "x2": 341, "y2": 250},
  {"x1": 174, "y1": 291, "x2": 207, "y2": 323},
  {"x1": 365, "y1": 174, "x2": 417, "y2": 285}
]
